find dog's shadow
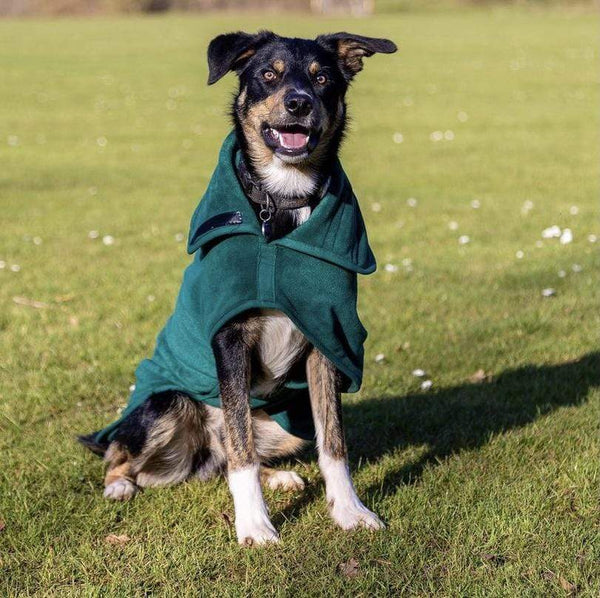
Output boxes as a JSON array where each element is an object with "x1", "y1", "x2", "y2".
[{"x1": 274, "y1": 351, "x2": 599, "y2": 524}]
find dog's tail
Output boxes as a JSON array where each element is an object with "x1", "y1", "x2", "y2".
[{"x1": 77, "y1": 431, "x2": 109, "y2": 458}]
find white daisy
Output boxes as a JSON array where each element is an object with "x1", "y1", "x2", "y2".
[
  {"x1": 542, "y1": 225, "x2": 561, "y2": 239},
  {"x1": 559, "y1": 228, "x2": 573, "y2": 244}
]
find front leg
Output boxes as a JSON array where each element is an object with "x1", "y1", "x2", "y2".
[
  {"x1": 213, "y1": 321, "x2": 278, "y2": 546},
  {"x1": 306, "y1": 347, "x2": 384, "y2": 530}
]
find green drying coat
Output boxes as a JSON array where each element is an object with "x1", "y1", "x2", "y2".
[{"x1": 95, "y1": 131, "x2": 376, "y2": 443}]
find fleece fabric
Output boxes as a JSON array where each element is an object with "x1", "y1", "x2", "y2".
[{"x1": 95, "y1": 131, "x2": 376, "y2": 443}]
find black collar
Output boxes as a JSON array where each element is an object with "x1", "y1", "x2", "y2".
[{"x1": 236, "y1": 157, "x2": 330, "y2": 211}]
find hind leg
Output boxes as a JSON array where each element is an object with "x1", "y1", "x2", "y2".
[
  {"x1": 252, "y1": 410, "x2": 307, "y2": 492},
  {"x1": 97, "y1": 396, "x2": 307, "y2": 503},
  {"x1": 101, "y1": 392, "x2": 214, "y2": 500},
  {"x1": 103, "y1": 444, "x2": 138, "y2": 501},
  {"x1": 260, "y1": 466, "x2": 305, "y2": 491},
  {"x1": 189, "y1": 406, "x2": 307, "y2": 491}
]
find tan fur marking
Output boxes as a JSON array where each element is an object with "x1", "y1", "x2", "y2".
[
  {"x1": 238, "y1": 86, "x2": 247, "y2": 107},
  {"x1": 309, "y1": 61, "x2": 321, "y2": 75},
  {"x1": 252, "y1": 409, "x2": 307, "y2": 459},
  {"x1": 273, "y1": 59, "x2": 285, "y2": 73},
  {"x1": 306, "y1": 348, "x2": 345, "y2": 459},
  {"x1": 235, "y1": 48, "x2": 256, "y2": 64},
  {"x1": 336, "y1": 40, "x2": 368, "y2": 74},
  {"x1": 221, "y1": 385, "x2": 255, "y2": 471},
  {"x1": 239, "y1": 88, "x2": 288, "y2": 170},
  {"x1": 104, "y1": 450, "x2": 134, "y2": 486}
]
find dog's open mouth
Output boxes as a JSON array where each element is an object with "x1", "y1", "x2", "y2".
[{"x1": 262, "y1": 124, "x2": 319, "y2": 158}]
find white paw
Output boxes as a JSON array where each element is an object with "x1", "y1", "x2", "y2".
[
  {"x1": 330, "y1": 498, "x2": 385, "y2": 531},
  {"x1": 229, "y1": 465, "x2": 280, "y2": 546},
  {"x1": 266, "y1": 470, "x2": 305, "y2": 492},
  {"x1": 236, "y1": 513, "x2": 280, "y2": 547},
  {"x1": 104, "y1": 479, "x2": 137, "y2": 501}
]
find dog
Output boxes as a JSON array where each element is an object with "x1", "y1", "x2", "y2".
[{"x1": 80, "y1": 30, "x2": 397, "y2": 546}]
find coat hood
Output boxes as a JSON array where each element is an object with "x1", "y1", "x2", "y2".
[{"x1": 187, "y1": 131, "x2": 376, "y2": 275}]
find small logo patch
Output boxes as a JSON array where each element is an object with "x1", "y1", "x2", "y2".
[{"x1": 195, "y1": 211, "x2": 243, "y2": 237}]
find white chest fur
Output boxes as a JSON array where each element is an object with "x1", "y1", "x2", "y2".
[
  {"x1": 260, "y1": 156, "x2": 317, "y2": 198},
  {"x1": 250, "y1": 309, "x2": 309, "y2": 396}
]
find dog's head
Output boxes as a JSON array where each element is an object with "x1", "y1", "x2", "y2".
[{"x1": 207, "y1": 31, "x2": 396, "y2": 174}]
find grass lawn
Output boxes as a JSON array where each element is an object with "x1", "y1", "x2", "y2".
[{"x1": 0, "y1": 6, "x2": 598, "y2": 596}]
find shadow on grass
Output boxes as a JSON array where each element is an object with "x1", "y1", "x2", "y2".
[{"x1": 274, "y1": 352, "x2": 599, "y2": 524}]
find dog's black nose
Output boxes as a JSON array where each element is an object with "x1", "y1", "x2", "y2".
[{"x1": 284, "y1": 92, "x2": 313, "y2": 117}]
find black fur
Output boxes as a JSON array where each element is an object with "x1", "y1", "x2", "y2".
[
  {"x1": 77, "y1": 431, "x2": 108, "y2": 457},
  {"x1": 112, "y1": 392, "x2": 188, "y2": 456},
  {"x1": 77, "y1": 391, "x2": 192, "y2": 458},
  {"x1": 207, "y1": 30, "x2": 275, "y2": 85}
]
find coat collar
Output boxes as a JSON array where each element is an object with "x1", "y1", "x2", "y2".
[{"x1": 187, "y1": 131, "x2": 376, "y2": 275}]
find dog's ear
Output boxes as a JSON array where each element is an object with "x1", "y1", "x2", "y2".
[
  {"x1": 207, "y1": 30, "x2": 275, "y2": 85},
  {"x1": 316, "y1": 33, "x2": 397, "y2": 80}
]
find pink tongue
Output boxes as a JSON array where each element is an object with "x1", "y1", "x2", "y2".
[{"x1": 280, "y1": 131, "x2": 307, "y2": 149}]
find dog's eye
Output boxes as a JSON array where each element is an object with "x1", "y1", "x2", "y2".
[
  {"x1": 263, "y1": 70, "x2": 277, "y2": 82},
  {"x1": 316, "y1": 74, "x2": 328, "y2": 85}
]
